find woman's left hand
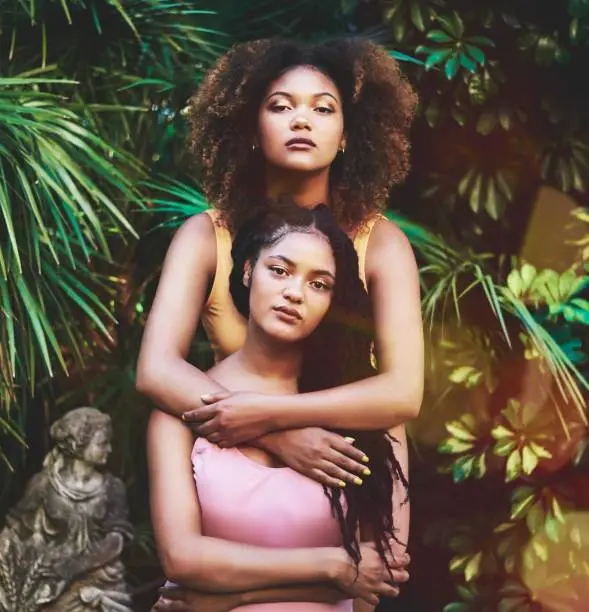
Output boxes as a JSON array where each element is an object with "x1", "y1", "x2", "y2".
[
  {"x1": 182, "y1": 391, "x2": 274, "y2": 446},
  {"x1": 153, "y1": 586, "x2": 241, "y2": 612}
]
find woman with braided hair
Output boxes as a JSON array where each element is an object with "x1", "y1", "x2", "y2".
[
  {"x1": 137, "y1": 36, "x2": 423, "y2": 608},
  {"x1": 148, "y1": 200, "x2": 410, "y2": 611}
]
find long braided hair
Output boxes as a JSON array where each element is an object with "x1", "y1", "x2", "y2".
[{"x1": 229, "y1": 198, "x2": 408, "y2": 571}]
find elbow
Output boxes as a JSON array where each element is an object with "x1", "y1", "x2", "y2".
[
  {"x1": 135, "y1": 364, "x2": 152, "y2": 397},
  {"x1": 403, "y1": 394, "x2": 422, "y2": 422},
  {"x1": 384, "y1": 383, "x2": 422, "y2": 425},
  {"x1": 404, "y1": 386, "x2": 423, "y2": 422},
  {"x1": 160, "y1": 547, "x2": 203, "y2": 587},
  {"x1": 135, "y1": 357, "x2": 162, "y2": 399},
  {"x1": 160, "y1": 544, "x2": 233, "y2": 591}
]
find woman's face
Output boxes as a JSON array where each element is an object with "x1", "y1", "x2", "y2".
[
  {"x1": 247, "y1": 231, "x2": 336, "y2": 343},
  {"x1": 257, "y1": 65, "x2": 345, "y2": 173}
]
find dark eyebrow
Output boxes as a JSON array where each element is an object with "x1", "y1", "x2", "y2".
[
  {"x1": 268, "y1": 254, "x2": 336, "y2": 280},
  {"x1": 266, "y1": 91, "x2": 340, "y2": 104}
]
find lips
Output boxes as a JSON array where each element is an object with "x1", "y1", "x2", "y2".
[
  {"x1": 273, "y1": 305, "x2": 303, "y2": 320},
  {"x1": 285, "y1": 137, "x2": 316, "y2": 148}
]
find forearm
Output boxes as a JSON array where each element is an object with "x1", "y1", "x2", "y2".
[
  {"x1": 354, "y1": 600, "x2": 375, "y2": 612},
  {"x1": 137, "y1": 356, "x2": 227, "y2": 418},
  {"x1": 267, "y1": 373, "x2": 421, "y2": 431},
  {"x1": 238, "y1": 583, "x2": 347, "y2": 606},
  {"x1": 163, "y1": 534, "x2": 344, "y2": 593}
]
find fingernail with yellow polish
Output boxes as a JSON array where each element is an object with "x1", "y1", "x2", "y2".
[
  {"x1": 338, "y1": 480, "x2": 347, "y2": 488},
  {"x1": 363, "y1": 467, "x2": 371, "y2": 476},
  {"x1": 362, "y1": 455, "x2": 369, "y2": 463},
  {"x1": 354, "y1": 477, "x2": 363, "y2": 486}
]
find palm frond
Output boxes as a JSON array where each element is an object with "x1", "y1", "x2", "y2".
[
  {"x1": 387, "y1": 210, "x2": 510, "y2": 343},
  {"x1": 0, "y1": 77, "x2": 141, "y2": 421},
  {"x1": 387, "y1": 210, "x2": 588, "y2": 424},
  {"x1": 143, "y1": 176, "x2": 209, "y2": 228}
]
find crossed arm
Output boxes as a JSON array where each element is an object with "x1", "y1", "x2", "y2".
[
  {"x1": 147, "y1": 409, "x2": 407, "y2": 608},
  {"x1": 136, "y1": 214, "x2": 423, "y2": 475}
]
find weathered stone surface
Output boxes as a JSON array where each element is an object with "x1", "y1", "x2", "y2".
[{"x1": 0, "y1": 407, "x2": 134, "y2": 611}]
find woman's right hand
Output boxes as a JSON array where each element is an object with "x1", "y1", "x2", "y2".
[
  {"x1": 334, "y1": 543, "x2": 400, "y2": 605},
  {"x1": 259, "y1": 428, "x2": 369, "y2": 487}
]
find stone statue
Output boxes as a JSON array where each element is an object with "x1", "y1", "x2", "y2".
[{"x1": 0, "y1": 407, "x2": 134, "y2": 612}]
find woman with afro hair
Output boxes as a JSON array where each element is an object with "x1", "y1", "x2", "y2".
[{"x1": 137, "y1": 36, "x2": 423, "y2": 609}]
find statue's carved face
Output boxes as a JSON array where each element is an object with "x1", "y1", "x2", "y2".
[{"x1": 82, "y1": 427, "x2": 112, "y2": 466}]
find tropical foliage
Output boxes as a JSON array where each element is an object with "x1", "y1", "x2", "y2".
[{"x1": 1, "y1": 0, "x2": 588, "y2": 610}]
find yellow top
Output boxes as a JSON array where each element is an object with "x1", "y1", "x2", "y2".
[{"x1": 201, "y1": 209, "x2": 382, "y2": 361}]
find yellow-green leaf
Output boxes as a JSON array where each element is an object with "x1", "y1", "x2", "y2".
[
  {"x1": 522, "y1": 446, "x2": 539, "y2": 475},
  {"x1": 464, "y1": 551, "x2": 482, "y2": 581},
  {"x1": 492, "y1": 425, "x2": 515, "y2": 439},
  {"x1": 520, "y1": 264, "x2": 537, "y2": 292},
  {"x1": 494, "y1": 438, "x2": 516, "y2": 457},
  {"x1": 507, "y1": 269, "x2": 523, "y2": 297},
  {"x1": 511, "y1": 493, "x2": 535, "y2": 520},
  {"x1": 506, "y1": 449, "x2": 522, "y2": 481},
  {"x1": 440, "y1": 439, "x2": 474, "y2": 454},
  {"x1": 446, "y1": 421, "x2": 477, "y2": 441},
  {"x1": 552, "y1": 496, "x2": 565, "y2": 523},
  {"x1": 529, "y1": 441, "x2": 552, "y2": 460},
  {"x1": 532, "y1": 538, "x2": 548, "y2": 561},
  {"x1": 449, "y1": 365, "x2": 477, "y2": 384}
]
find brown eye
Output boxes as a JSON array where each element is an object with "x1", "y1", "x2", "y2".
[
  {"x1": 269, "y1": 265, "x2": 288, "y2": 276},
  {"x1": 311, "y1": 280, "x2": 331, "y2": 291}
]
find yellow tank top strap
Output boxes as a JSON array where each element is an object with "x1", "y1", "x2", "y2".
[
  {"x1": 353, "y1": 213, "x2": 385, "y2": 289},
  {"x1": 203, "y1": 209, "x2": 232, "y2": 310}
]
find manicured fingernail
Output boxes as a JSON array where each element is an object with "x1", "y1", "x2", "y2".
[
  {"x1": 338, "y1": 480, "x2": 347, "y2": 488},
  {"x1": 201, "y1": 394, "x2": 212, "y2": 402},
  {"x1": 362, "y1": 455, "x2": 369, "y2": 463},
  {"x1": 354, "y1": 477, "x2": 363, "y2": 486},
  {"x1": 181, "y1": 413, "x2": 186, "y2": 421},
  {"x1": 363, "y1": 467, "x2": 371, "y2": 476},
  {"x1": 344, "y1": 437, "x2": 355, "y2": 443}
]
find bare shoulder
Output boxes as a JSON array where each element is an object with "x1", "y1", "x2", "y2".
[
  {"x1": 162, "y1": 212, "x2": 217, "y2": 274},
  {"x1": 172, "y1": 211, "x2": 216, "y2": 247},
  {"x1": 366, "y1": 217, "x2": 418, "y2": 277},
  {"x1": 370, "y1": 216, "x2": 412, "y2": 249}
]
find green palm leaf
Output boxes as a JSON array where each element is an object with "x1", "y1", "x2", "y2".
[
  {"x1": 0, "y1": 77, "x2": 142, "y2": 438},
  {"x1": 387, "y1": 210, "x2": 588, "y2": 425}
]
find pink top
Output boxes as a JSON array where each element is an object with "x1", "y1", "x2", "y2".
[{"x1": 192, "y1": 437, "x2": 353, "y2": 611}]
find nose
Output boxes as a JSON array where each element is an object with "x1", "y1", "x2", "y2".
[
  {"x1": 290, "y1": 114, "x2": 311, "y2": 131},
  {"x1": 283, "y1": 279, "x2": 304, "y2": 304}
]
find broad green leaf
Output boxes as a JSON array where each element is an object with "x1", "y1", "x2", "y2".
[
  {"x1": 506, "y1": 269, "x2": 523, "y2": 297},
  {"x1": 494, "y1": 438, "x2": 516, "y2": 456},
  {"x1": 465, "y1": 44, "x2": 486, "y2": 65},
  {"x1": 427, "y1": 29, "x2": 453, "y2": 43},
  {"x1": 425, "y1": 49, "x2": 453, "y2": 70},
  {"x1": 446, "y1": 420, "x2": 477, "y2": 440},
  {"x1": 445, "y1": 54, "x2": 460, "y2": 79},
  {"x1": 464, "y1": 551, "x2": 482, "y2": 581},
  {"x1": 449, "y1": 366, "x2": 477, "y2": 384},
  {"x1": 492, "y1": 425, "x2": 515, "y2": 439},
  {"x1": 511, "y1": 492, "x2": 535, "y2": 519},
  {"x1": 506, "y1": 449, "x2": 522, "y2": 481},
  {"x1": 521, "y1": 446, "x2": 539, "y2": 474},
  {"x1": 440, "y1": 439, "x2": 474, "y2": 454}
]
